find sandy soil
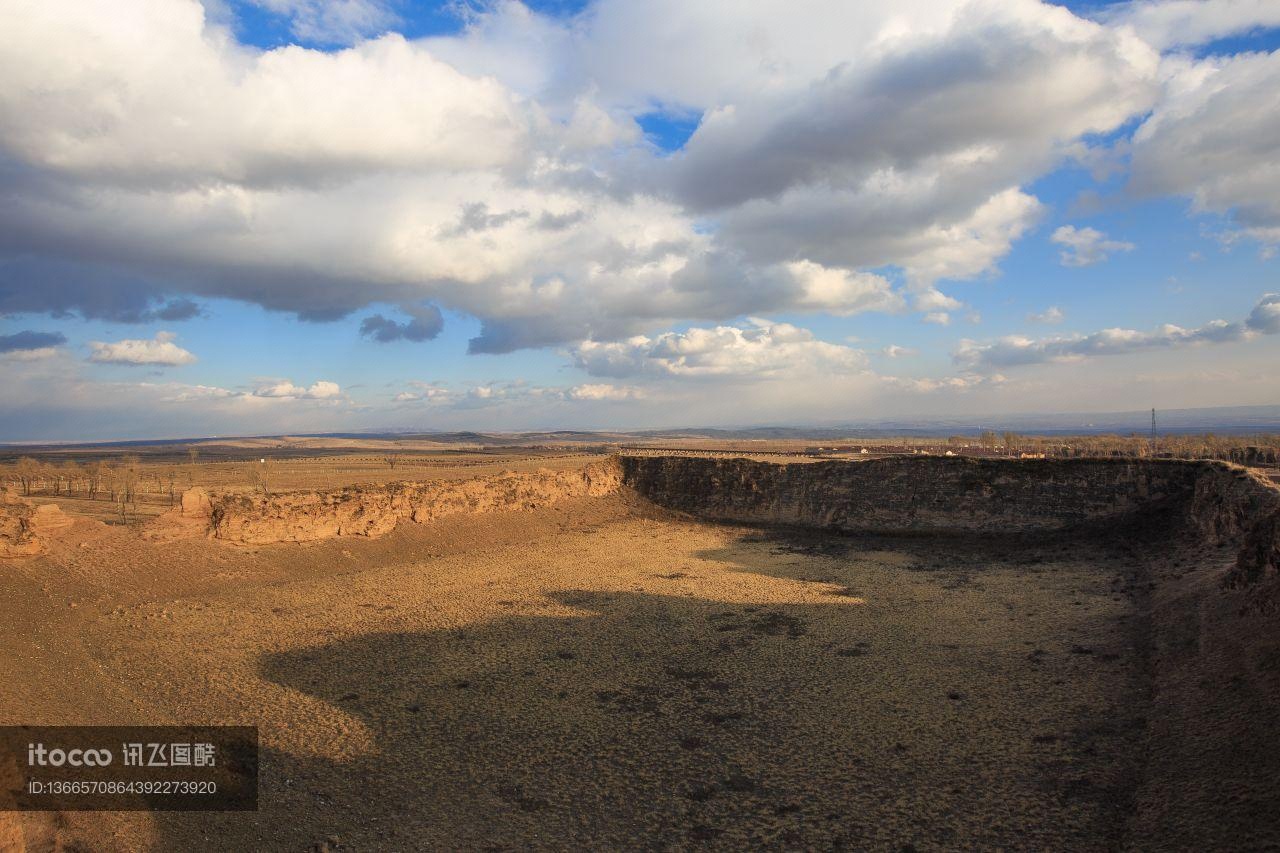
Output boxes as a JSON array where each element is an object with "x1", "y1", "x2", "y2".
[{"x1": 1, "y1": 485, "x2": 1167, "y2": 851}]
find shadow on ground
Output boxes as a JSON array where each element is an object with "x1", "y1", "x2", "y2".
[{"x1": 155, "y1": 527, "x2": 1153, "y2": 851}]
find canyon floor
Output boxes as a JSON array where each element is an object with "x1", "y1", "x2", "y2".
[{"x1": 4, "y1": 473, "x2": 1239, "y2": 851}]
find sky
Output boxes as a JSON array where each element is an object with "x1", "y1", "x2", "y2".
[{"x1": 1, "y1": 0, "x2": 1279, "y2": 441}]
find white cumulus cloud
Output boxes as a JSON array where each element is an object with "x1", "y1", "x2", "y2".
[
  {"x1": 566, "y1": 383, "x2": 643, "y2": 401},
  {"x1": 1129, "y1": 49, "x2": 1280, "y2": 250},
  {"x1": 1028, "y1": 306, "x2": 1065, "y2": 324},
  {"x1": 88, "y1": 332, "x2": 197, "y2": 366},
  {"x1": 253, "y1": 379, "x2": 342, "y2": 399},
  {"x1": 1051, "y1": 226, "x2": 1136, "y2": 267},
  {"x1": 572, "y1": 320, "x2": 867, "y2": 380},
  {"x1": 784, "y1": 260, "x2": 905, "y2": 316}
]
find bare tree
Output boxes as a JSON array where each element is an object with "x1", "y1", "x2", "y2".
[
  {"x1": 1002, "y1": 431, "x2": 1019, "y2": 457},
  {"x1": 61, "y1": 460, "x2": 82, "y2": 497},
  {"x1": 93, "y1": 461, "x2": 113, "y2": 502},
  {"x1": 14, "y1": 457, "x2": 39, "y2": 496},
  {"x1": 115, "y1": 459, "x2": 134, "y2": 520},
  {"x1": 248, "y1": 460, "x2": 272, "y2": 497},
  {"x1": 185, "y1": 447, "x2": 200, "y2": 489},
  {"x1": 980, "y1": 431, "x2": 999, "y2": 453},
  {"x1": 383, "y1": 454, "x2": 400, "y2": 470},
  {"x1": 109, "y1": 454, "x2": 142, "y2": 521}
]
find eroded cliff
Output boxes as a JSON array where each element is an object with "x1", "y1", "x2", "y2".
[{"x1": 201, "y1": 459, "x2": 623, "y2": 544}]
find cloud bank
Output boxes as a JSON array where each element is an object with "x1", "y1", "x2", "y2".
[
  {"x1": 957, "y1": 293, "x2": 1280, "y2": 370},
  {"x1": 0, "y1": 0, "x2": 1175, "y2": 350}
]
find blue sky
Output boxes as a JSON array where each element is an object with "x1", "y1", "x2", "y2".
[{"x1": 1, "y1": 0, "x2": 1279, "y2": 440}]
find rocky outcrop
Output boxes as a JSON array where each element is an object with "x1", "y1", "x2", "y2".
[
  {"x1": 0, "y1": 496, "x2": 69, "y2": 557},
  {"x1": 0, "y1": 498, "x2": 41, "y2": 557},
  {"x1": 1184, "y1": 463, "x2": 1280, "y2": 539},
  {"x1": 201, "y1": 460, "x2": 623, "y2": 545},
  {"x1": 1207, "y1": 466, "x2": 1280, "y2": 614}
]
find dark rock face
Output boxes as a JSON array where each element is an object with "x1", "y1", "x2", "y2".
[
  {"x1": 1227, "y1": 507, "x2": 1280, "y2": 615},
  {"x1": 620, "y1": 455, "x2": 1213, "y2": 533}
]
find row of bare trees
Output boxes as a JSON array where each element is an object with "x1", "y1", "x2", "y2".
[
  {"x1": 805, "y1": 432, "x2": 1280, "y2": 465},
  {"x1": 3, "y1": 455, "x2": 204, "y2": 522},
  {"x1": 900, "y1": 432, "x2": 1280, "y2": 463}
]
